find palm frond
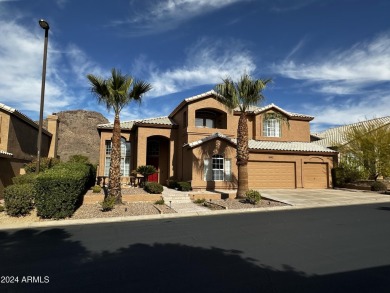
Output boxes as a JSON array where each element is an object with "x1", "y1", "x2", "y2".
[{"x1": 130, "y1": 80, "x2": 153, "y2": 101}]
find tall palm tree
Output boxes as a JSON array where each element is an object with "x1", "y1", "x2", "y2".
[
  {"x1": 215, "y1": 73, "x2": 270, "y2": 198},
  {"x1": 87, "y1": 68, "x2": 152, "y2": 204}
]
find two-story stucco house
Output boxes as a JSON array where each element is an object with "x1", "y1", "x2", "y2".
[
  {"x1": 97, "y1": 90, "x2": 337, "y2": 190},
  {"x1": 0, "y1": 103, "x2": 59, "y2": 197}
]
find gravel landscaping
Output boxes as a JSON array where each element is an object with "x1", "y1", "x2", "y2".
[{"x1": 197, "y1": 198, "x2": 288, "y2": 210}]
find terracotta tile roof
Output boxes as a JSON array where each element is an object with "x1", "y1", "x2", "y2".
[
  {"x1": 247, "y1": 103, "x2": 314, "y2": 119},
  {"x1": 186, "y1": 132, "x2": 336, "y2": 153},
  {"x1": 312, "y1": 116, "x2": 390, "y2": 147},
  {"x1": 0, "y1": 150, "x2": 13, "y2": 157},
  {"x1": 97, "y1": 116, "x2": 176, "y2": 130}
]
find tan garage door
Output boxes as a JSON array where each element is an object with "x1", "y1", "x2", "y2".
[
  {"x1": 248, "y1": 161, "x2": 296, "y2": 189},
  {"x1": 303, "y1": 163, "x2": 328, "y2": 188}
]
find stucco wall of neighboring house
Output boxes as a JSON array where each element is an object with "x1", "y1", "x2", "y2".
[
  {"x1": 0, "y1": 158, "x2": 25, "y2": 198},
  {"x1": 8, "y1": 114, "x2": 51, "y2": 160},
  {"x1": 0, "y1": 111, "x2": 11, "y2": 152}
]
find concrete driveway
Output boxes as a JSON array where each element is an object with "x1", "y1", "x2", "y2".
[{"x1": 259, "y1": 188, "x2": 390, "y2": 207}]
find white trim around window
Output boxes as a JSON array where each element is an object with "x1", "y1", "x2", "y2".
[
  {"x1": 204, "y1": 155, "x2": 232, "y2": 181},
  {"x1": 263, "y1": 118, "x2": 281, "y2": 137}
]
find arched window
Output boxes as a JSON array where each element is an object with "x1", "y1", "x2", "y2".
[
  {"x1": 195, "y1": 110, "x2": 216, "y2": 128},
  {"x1": 105, "y1": 138, "x2": 131, "y2": 176}
]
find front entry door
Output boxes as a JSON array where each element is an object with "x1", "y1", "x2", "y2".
[{"x1": 147, "y1": 156, "x2": 159, "y2": 182}]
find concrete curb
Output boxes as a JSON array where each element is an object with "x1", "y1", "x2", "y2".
[{"x1": 2, "y1": 198, "x2": 390, "y2": 231}]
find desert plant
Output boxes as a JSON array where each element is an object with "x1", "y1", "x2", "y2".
[
  {"x1": 101, "y1": 196, "x2": 116, "y2": 212},
  {"x1": 68, "y1": 154, "x2": 90, "y2": 164},
  {"x1": 154, "y1": 199, "x2": 165, "y2": 205},
  {"x1": 245, "y1": 190, "x2": 261, "y2": 204},
  {"x1": 166, "y1": 178, "x2": 178, "y2": 189},
  {"x1": 4, "y1": 184, "x2": 35, "y2": 217},
  {"x1": 177, "y1": 182, "x2": 191, "y2": 191},
  {"x1": 371, "y1": 181, "x2": 387, "y2": 192},
  {"x1": 194, "y1": 198, "x2": 206, "y2": 204},
  {"x1": 136, "y1": 165, "x2": 157, "y2": 185},
  {"x1": 92, "y1": 185, "x2": 102, "y2": 193},
  {"x1": 144, "y1": 182, "x2": 163, "y2": 194},
  {"x1": 0, "y1": 204, "x2": 4, "y2": 213}
]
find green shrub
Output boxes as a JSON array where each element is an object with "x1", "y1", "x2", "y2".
[
  {"x1": 0, "y1": 205, "x2": 4, "y2": 213},
  {"x1": 24, "y1": 157, "x2": 61, "y2": 174},
  {"x1": 371, "y1": 181, "x2": 388, "y2": 192},
  {"x1": 12, "y1": 173, "x2": 38, "y2": 185},
  {"x1": 92, "y1": 185, "x2": 102, "y2": 193},
  {"x1": 34, "y1": 162, "x2": 91, "y2": 219},
  {"x1": 101, "y1": 196, "x2": 116, "y2": 212},
  {"x1": 136, "y1": 165, "x2": 157, "y2": 185},
  {"x1": 144, "y1": 182, "x2": 164, "y2": 194},
  {"x1": 246, "y1": 190, "x2": 261, "y2": 205},
  {"x1": 332, "y1": 163, "x2": 366, "y2": 187},
  {"x1": 154, "y1": 199, "x2": 165, "y2": 205},
  {"x1": 194, "y1": 198, "x2": 206, "y2": 204},
  {"x1": 167, "y1": 178, "x2": 178, "y2": 189},
  {"x1": 68, "y1": 154, "x2": 90, "y2": 164},
  {"x1": 177, "y1": 182, "x2": 191, "y2": 191},
  {"x1": 4, "y1": 184, "x2": 35, "y2": 217}
]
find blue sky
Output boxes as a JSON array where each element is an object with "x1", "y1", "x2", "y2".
[{"x1": 0, "y1": 0, "x2": 389, "y2": 132}]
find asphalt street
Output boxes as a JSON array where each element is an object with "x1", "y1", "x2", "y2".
[{"x1": 1, "y1": 202, "x2": 390, "y2": 292}]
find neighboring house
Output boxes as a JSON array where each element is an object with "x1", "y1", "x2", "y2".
[
  {"x1": 311, "y1": 116, "x2": 390, "y2": 148},
  {"x1": 0, "y1": 103, "x2": 59, "y2": 197},
  {"x1": 97, "y1": 90, "x2": 337, "y2": 190}
]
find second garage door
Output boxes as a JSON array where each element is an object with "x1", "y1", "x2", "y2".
[
  {"x1": 303, "y1": 163, "x2": 328, "y2": 188},
  {"x1": 248, "y1": 161, "x2": 296, "y2": 189}
]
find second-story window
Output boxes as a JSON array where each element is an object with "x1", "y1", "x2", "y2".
[
  {"x1": 195, "y1": 110, "x2": 216, "y2": 128},
  {"x1": 263, "y1": 117, "x2": 281, "y2": 137}
]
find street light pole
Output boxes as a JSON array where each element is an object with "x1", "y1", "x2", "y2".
[{"x1": 36, "y1": 19, "x2": 50, "y2": 173}]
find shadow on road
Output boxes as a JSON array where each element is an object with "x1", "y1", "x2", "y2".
[{"x1": 1, "y1": 227, "x2": 390, "y2": 292}]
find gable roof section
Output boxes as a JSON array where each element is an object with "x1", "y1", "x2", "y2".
[
  {"x1": 186, "y1": 132, "x2": 336, "y2": 153},
  {"x1": 0, "y1": 103, "x2": 52, "y2": 136},
  {"x1": 97, "y1": 116, "x2": 177, "y2": 130},
  {"x1": 312, "y1": 116, "x2": 390, "y2": 147},
  {"x1": 168, "y1": 90, "x2": 313, "y2": 120}
]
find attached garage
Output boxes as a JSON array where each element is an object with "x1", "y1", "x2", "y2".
[
  {"x1": 303, "y1": 162, "x2": 328, "y2": 188},
  {"x1": 248, "y1": 161, "x2": 296, "y2": 189}
]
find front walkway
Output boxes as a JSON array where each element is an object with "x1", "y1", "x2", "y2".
[{"x1": 162, "y1": 187, "x2": 209, "y2": 213}]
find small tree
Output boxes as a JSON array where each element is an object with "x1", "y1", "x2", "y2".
[
  {"x1": 338, "y1": 123, "x2": 390, "y2": 180},
  {"x1": 136, "y1": 165, "x2": 157, "y2": 186}
]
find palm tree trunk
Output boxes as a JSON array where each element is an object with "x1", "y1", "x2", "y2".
[
  {"x1": 236, "y1": 112, "x2": 249, "y2": 198},
  {"x1": 109, "y1": 113, "x2": 122, "y2": 204}
]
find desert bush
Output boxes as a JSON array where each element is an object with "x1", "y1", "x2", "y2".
[
  {"x1": 246, "y1": 190, "x2": 261, "y2": 205},
  {"x1": 4, "y1": 184, "x2": 35, "y2": 217},
  {"x1": 24, "y1": 157, "x2": 61, "y2": 173},
  {"x1": 34, "y1": 162, "x2": 92, "y2": 219},
  {"x1": 68, "y1": 154, "x2": 90, "y2": 164},
  {"x1": 154, "y1": 199, "x2": 165, "y2": 205},
  {"x1": 194, "y1": 198, "x2": 206, "y2": 204},
  {"x1": 371, "y1": 181, "x2": 388, "y2": 192},
  {"x1": 166, "y1": 178, "x2": 178, "y2": 189},
  {"x1": 0, "y1": 205, "x2": 4, "y2": 213},
  {"x1": 144, "y1": 182, "x2": 164, "y2": 194},
  {"x1": 332, "y1": 163, "x2": 366, "y2": 187},
  {"x1": 92, "y1": 185, "x2": 102, "y2": 193},
  {"x1": 101, "y1": 196, "x2": 116, "y2": 212},
  {"x1": 136, "y1": 165, "x2": 157, "y2": 185},
  {"x1": 177, "y1": 182, "x2": 191, "y2": 191}
]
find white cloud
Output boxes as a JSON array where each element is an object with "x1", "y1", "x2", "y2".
[
  {"x1": 111, "y1": 0, "x2": 250, "y2": 35},
  {"x1": 65, "y1": 44, "x2": 105, "y2": 84},
  {"x1": 136, "y1": 38, "x2": 256, "y2": 97},
  {"x1": 0, "y1": 20, "x2": 72, "y2": 115},
  {"x1": 272, "y1": 33, "x2": 390, "y2": 95}
]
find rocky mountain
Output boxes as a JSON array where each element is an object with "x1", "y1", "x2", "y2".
[{"x1": 45, "y1": 110, "x2": 109, "y2": 164}]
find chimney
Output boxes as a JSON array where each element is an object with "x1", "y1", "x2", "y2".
[{"x1": 47, "y1": 114, "x2": 59, "y2": 158}]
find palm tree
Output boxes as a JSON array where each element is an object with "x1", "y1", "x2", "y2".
[
  {"x1": 215, "y1": 73, "x2": 270, "y2": 198},
  {"x1": 87, "y1": 68, "x2": 152, "y2": 204}
]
